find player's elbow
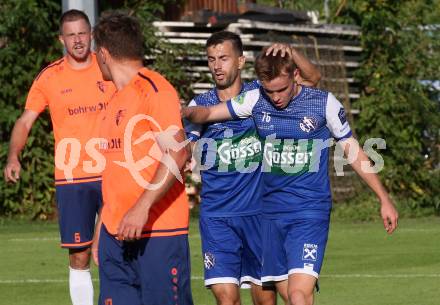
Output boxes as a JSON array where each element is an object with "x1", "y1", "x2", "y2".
[
  {"x1": 310, "y1": 69, "x2": 322, "y2": 86},
  {"x1": 15, "y1": 117, "x2": 32, "y2": 133}
]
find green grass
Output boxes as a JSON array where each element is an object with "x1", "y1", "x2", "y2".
[{"x1": 0, "y1": 217, "x2": 439, "y2": 305}]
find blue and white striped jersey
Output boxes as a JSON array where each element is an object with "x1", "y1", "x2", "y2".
[
  {"x1": 185, "y1": 81, "x2": 263, "y2": 217},
  {"x1": 227, "y1": 86, "x2": 352, "y2": 219}
]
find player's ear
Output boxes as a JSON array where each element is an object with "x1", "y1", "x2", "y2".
[
  {"x1": 100, "y1": 47, "x2": 110, "y2": 64},
  {"x1": 58, "y1": 34, "x2": 65, "y2": 47},
  {"x1": 238, "y1": 55, "x2": 246, "y2": 70},
  {"x1": 293, "y1": 68, "x2": 302, "y2": 83}
]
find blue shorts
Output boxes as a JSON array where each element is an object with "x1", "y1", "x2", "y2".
[
  {"x1": 261, "y1": 216, "x2": 330, "y2": 283},
  {"x1": 55, "y1": 181, "x2": 102, "y2": 248},
  {"x1": 98, "y1": 225, "x2": 194, "y2": 305},
  {"x1": 200, "y1": 214, "x2": 263, "y2": 287}
]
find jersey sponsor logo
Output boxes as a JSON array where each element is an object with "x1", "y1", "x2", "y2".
[
  {"x1": 338, "y1": 108, "x2": 347, "y2": 125},
  {"x1": 197, "y1": 131, "x2": 262, "y2": 173},
  {"x1": 67, "y1": 102, "x2": 108, "y2": 116},
  {"x1": 217, "y1": 135, "x2": 262, "y2": 166},
  {"x1": 100, "y1": 138, "x2": 122, "y2": 150},
  {"x1": 204, "y1": 252, "x2": 215, "y2": 269},
  {"x1": 302, "y1": 243, "x2": 318, "y2": 261},
  {"x1": 60, "y1": 88, "x2": 72, "y2": 95},
  {"x1": 115, "y1": 109, "x2": 126, "y2": 126},
  {"x1": 104, "y1": 299, "x2": 113, "y2": 305},
  {"x1": 299, "y1": 116, "x2": 318, "y2": 133},
  {"x1": 262, "y1": 139, "x2": 314, "y2": 175}
]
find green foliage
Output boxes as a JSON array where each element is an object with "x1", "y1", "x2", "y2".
[
  {"x1": 0, "y1": 0, "x2": 61, "y2": 218},
  {"x1": 332, "y1": 191, "x2": 439, "y2": 222},
  {"x1": 0, "y1": 1, "x2": 203, "y2": 218},
  {"x1": 335, "y1": 1, "x2": 440, "y2": 211}
]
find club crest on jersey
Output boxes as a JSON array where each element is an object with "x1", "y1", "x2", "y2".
[
  {"x1": 233, "y1": 92, "x2": 246, "y2": 105},
  {"x1": 204, "y1": 252, "x2": 216, "y2": 270},
  {"x1": 115, "y1": 109, "x2": 126, "y2": 126},
  {"x1": 299, "y1": 116, "x2": 318, "y2": 133},
  {"x1": 97, "y1": 81, "x2": 105, "y2": 93},
  {"x1": 302, "y1": 243, "x2": 318, "y2": 261}
]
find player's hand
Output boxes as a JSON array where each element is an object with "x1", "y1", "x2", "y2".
[
  {"x1": 117, "y1": 201, "x2": 150, "y2": 241},
  {"x1": 380, "y1": 196, "x2": 398, "y2": 234},
  {"x1": 4, "y1": 157, "x2": 21, "y2": 183},
  {"x1": 266, "y1": 43, "x2": 294, "y2": 58}
]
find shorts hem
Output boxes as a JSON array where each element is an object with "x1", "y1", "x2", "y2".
[
  {"x1": 205, "y1": 277, "x2": 239, "y2": 287},
  {"x1": 261, "y1": 274, "x2": 288, "y2": 283},
  {"x1": 240, "y1": 275, "x2": 262, "y2": 286},
  {"x1": 288, "y1": 268, "x2": 319, "y2": 279},
  {"x1": 60, "y1": 240, "x2": 93, "y2": 248}
]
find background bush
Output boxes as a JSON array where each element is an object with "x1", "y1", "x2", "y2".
[
  {"x1": 336, "y1": 0, "x2": 440, "y2": 213},
  {"x1": 0, "y1": 0, "x2": 202, "y2": 218},
  {"x1": 1, "y1": 0, "x2": 439, "y2": 218},
  {"x1": 0, "y1": 0, "x2": 60, "y2": 219}
]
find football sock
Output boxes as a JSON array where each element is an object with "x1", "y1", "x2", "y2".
[{"x1": 69, "y1": 267, "x2": 94, "y2": 305}]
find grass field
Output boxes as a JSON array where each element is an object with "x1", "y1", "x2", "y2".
[{"x1": 0, "y1": 217, "x2": 439, "y2": 305}]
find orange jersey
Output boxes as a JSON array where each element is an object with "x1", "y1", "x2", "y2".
[
  {"x1": 25, "y1": 54, "x2": 115, "y2": 184},
  {"x1": 100, "y1": 67, "x2": 189, "y2": 237}
]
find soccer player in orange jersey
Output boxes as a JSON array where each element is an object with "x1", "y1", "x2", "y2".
[
  {"x1": 93, "y1": 12, "x2": 193, "y2": 305},
  {"x1": 4, "y1": 10, "x2": 115, "y2": 305}
]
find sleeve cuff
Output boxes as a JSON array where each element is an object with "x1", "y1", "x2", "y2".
[
  {"x1": 186, "y1": 133, "x2": 200, "y2": 142},
  {"x1": 335, "y1": 130, "x2": 352, "y2": 142}
]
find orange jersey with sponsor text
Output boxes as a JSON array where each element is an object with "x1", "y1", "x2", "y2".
[
  {"x1": 25, "y1": 54, "x2": 115, "y2": 184},
  {"x1": 100, "y1": 67, "x2": 189, "y2": 237}
]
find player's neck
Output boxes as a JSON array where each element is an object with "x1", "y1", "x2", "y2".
[
  {"x1": 111, "y1": 60, "x2": 144, "y2": 90},
  {"x1": 65, "y1": 53, "x2": 92, "y2": 70},
  {"x1": 216, "y1": 78, "x2": 242, "y2": 102}
]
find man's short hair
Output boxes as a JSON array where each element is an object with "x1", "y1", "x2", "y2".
[
  {"x1": 206, "y1": 31, "x2": 243, "y2": 56},
  {"x1": 94, "y1": 12, "x2": 144, "y2": 61},
  {"x1": 60, "y1": 9, "x2": 91, "y2": 33},
  {"x1": 255, "y1": 46, "x2": 297, "y2": 81}
]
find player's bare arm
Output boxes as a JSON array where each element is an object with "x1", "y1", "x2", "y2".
[
  {"x1": 340, "y1": 136, "x2": 399, "y2": 234},
  {"x1": 117, "y1": 129, "x2": 190, "y2": 241},
  {"x1": 4, "y1": 110, "x2": 39, "y2": 183},
  {"x1": 181, "y1": 103, "x2": 232, "y2": 124}
]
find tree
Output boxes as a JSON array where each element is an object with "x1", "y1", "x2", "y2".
[
  {"x1": 336, "y1": 0, "x2": 440, "y2": 211},
  {"x1": 0, "y1": 0, "x2": 202, "y2": 218}
]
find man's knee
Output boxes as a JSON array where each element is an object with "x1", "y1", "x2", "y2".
[
  {"x1": 288, "y1": 289, "x2": 313, "y2": 305},
  {"x1": 69, "y1": 248, "x2": 91, "y2": 269},
  {"x1": 211, "y1": 283, "x2": 240, "y2": 305}
]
